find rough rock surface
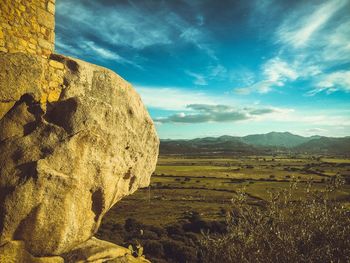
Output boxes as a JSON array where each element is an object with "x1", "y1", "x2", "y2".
[
  {"x1": 62, "y1": 237, "x2": 150, "y2": 263},
  {"x1": 0, "y1": 241, "x2": 64, "y2": 263},
  {"x1": 0, "y1": 52, "x2": 159, "y2": 261}
]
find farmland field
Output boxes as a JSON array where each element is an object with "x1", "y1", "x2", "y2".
[
  {"x1": 97, "y1": 154, "x2": 350, "y2": 262},
  {"x1": 99, "y1": 155, "x2": 350, "y2": 227}
]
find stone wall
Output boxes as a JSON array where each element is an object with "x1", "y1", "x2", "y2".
[
  {"x1": 0, "y1": 0, "x2": 55, "y2": 58},
  {"x1": 0, "y1": 0, "x2": 63, "y2": 116}
]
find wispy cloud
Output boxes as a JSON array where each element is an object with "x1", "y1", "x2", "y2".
[
  {"x1": 136, "y1": 86, "x2": 217, "y2": 110},
  {"x1": 84, "y1": 41, "x2": 122, "y2": 61},
  {"x1": 57, "y1": 1, "x2": 172, "y2": 50},
  {"x1": 154, "y1": 104, "x2": 284, "y2": 124},
  {"x1": 305, "y1": 128, "x2": 328, "y2": 135},
  {"x1": 56, "y1": 0, "x2": 217, "y2": 64},
  {"x1": 276, "y1": 0, "x2": 350, "y2": 71},
  {"x1": 185, "y1": 71, "x2": 208, "y2": 86},
  {"x1": 277, "y1": 0, "x2": 347, "y2": 48},
  {"x1": 235, "y1": 0, "x2": 350, "y2": 95},
  {"x1": 263, "y1": 58, "x2": 298, "y2": 85},
  {"x1": 83, "y1": 41, "x2": 130, "y2": 63},
  {"x1": 209, "y1": 64, "x2": 227, "y2": 78},
  {"x1": 308, "y1": 71, "x2": 350, "y2": 95},
  {"x1": 260, "y1": 110, "x2": 350, "y2": 127},
  {"x1": 167, "y1": 12, "x2": 217, "y2": 60},
  {"x1": 234, "y1": 58, "x2": 298, "y2": 94}
]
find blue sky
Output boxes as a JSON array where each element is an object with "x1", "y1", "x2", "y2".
[{"x1": 55, "y1": 0, "x2": 350, "y2": 139}]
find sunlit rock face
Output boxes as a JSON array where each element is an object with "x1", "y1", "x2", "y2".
[{"x1": 0, "y1": 53, "x2": 159, "y2": 260}]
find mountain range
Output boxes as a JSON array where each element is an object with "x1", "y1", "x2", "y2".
[{"x1": 160, "y1": 132, "x2": 350, "y2": 156}]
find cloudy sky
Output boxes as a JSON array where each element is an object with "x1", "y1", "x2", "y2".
[{"x1": 56, "y1": 0, "x2": 350, "y2": 139}]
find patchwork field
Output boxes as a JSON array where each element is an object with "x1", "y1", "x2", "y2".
[
  {"x1": 100, "y1": 155, "x2": 350, "y2": 226},
  {"x1": 96, "y1": 154, "x2": 350, "y2": 262}
]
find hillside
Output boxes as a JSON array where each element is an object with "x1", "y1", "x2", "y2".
[
  {"x1": 295, "y1": 137, "x2": 350, "y2": 155},
  {"x1": 160, "y1": 132, "x2": 350, "y2": 156},
  {"x1": 160, "y1": 136, "x2": 263, "y2": 155},
  {"x1": 241, "y1": 131, "x2": 310, "y2": 148}
]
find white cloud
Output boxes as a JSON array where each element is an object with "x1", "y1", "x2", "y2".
[
  {"x1": 237, "y1": 0, "x2": 350, "y2": 96},
  {"x1": 261, "y1": 110, "x2": 350, "y2": 127},
  {"x1": 321, "y1": 20, "x2": 350, "y2": 63},
  {"x1": 135, "y1": 86, "x2": 216, "y2": 110},
  {"x1": 166, "y1": 12, "x2": 217, "y2": 60},
  {"x1": 234, "y1": 58, "x2": 298, "y2": 94},
  {"x1": 57, "y1": 0, "x2": 172, "y2": 49},
  {"x1": 84, "y1": 42, "x2": 123, "y2": 61},
  {"x1": 277, "y1": 0, "x2": 347, "y2": 48},
  {"x1": 55, "y1": 37, "x2": 82, "y2": 57},
  {"x1": 305, "y1": 128, "x2": 328, "y2": 134},
  {"x1": 154, "y1": 104, "x2": 286, "y2": 124},
  {"x1": 56, "y1": 0, "x2": 216, "y2": 60},
  {"x1": 185, "y1": 71, "x2": 208, "y2": 86},
  {"x1": 263, "y1": 58, "x2": 298, "y2": 83},
  {"x1": 308, "y1": 71, "x2": 350, "y2": 95},
  {"x1": 209, "y1": 64, "x2": 227, "y2": 78}
]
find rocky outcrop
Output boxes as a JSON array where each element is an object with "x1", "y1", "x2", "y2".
[{"x1": 0, "y1": 52, "x2": 159, "y2": 262}]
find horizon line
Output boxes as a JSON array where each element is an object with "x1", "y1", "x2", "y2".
[{"x1": 159, "y1": 131, "x2": 350, "y2": 140}]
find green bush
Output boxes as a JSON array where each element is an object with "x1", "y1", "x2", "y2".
[{"x1": 199, "y1": 178, "x2": 350, "y2": 263}]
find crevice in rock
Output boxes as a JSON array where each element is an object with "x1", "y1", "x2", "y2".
[
  {"x1": 11, "y1": 93, "x2": 44, "y2": 136},
  {"x1": 13, "y1": 205, "x2": 41, "y2": 241},
  {"x1": 11, "y1": 149, "x2": 23, "y2": 162},
  {"x1": 66, "y1": 59, "x2": 79, "y2": 74},
  {"x1": 40, "y1": 146, "x2": 54, "y2": 156},
  {"x1": 3, "y1": 93, "x2": 36, "y2": 116},
  {"x1": 44, "y1": 98, "x2": 78, "y2": 134},
  {"x1": 91, "y1": 189, "x2": 104, "y2": 222},
  {"x1": 49, "y1": 54, "x2": 80, "y2": 74},
  {"x1": 23, "y1": 122, "x2": 39, "y2": 136},
  {"x1": 49, "y1": 54, "x2": 65, "y2": 63},
  {"x1": 129, "y1": 176, "x2": 136, "y2": 191},
  {"x1": 123, "y1": 167, "x2": 132, "y2": 180},
  {"x1": 16, "y1": 161, "x2": 38, "y2": 184}
]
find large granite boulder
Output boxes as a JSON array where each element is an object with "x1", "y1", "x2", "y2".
[{"x1": 0, "y1": 53, "x2": 159, "y2": 261}]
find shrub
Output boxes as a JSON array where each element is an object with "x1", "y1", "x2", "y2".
[
  {"x1": 146, "y1": 225, "x2": 167, "y2": 238},
  {"x1": 124, "y1": 218, "x2": 143, "y2": 232},
  {"x1": 143, "y1": 240, "x2": 164, "y2": 258},
  {"x1": 166, "y1": 223, "x2": 185, "y2": 236},
  {"x1": 199, "y1": 178, "x2": 350, "y2": 263},
  {"x1": 184, "y1": 211, "x2": 202, "y2": 222},
  {"x1": 140, "y1": 229, "x2": 159, "y2": 240},
  {"x1": 206, "y1": 221, "x2": 227, "y2": 234},
  {"x1": 163, "y1": 240, "x2": 198, "y2": 263}
]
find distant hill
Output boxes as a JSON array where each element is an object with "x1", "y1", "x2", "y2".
[
  {"x1": 294, "y1": 137, "x2": 350, "y2": 155},
  {"x1": 241, "y1": 131, "x2": 310, "y2": 148},
  {"x1": 160, "y1": 136, "x2": 263, "y2": 155},
  {"x1": 160, "y1": 132, "x2": 350, "y2": 156}
]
